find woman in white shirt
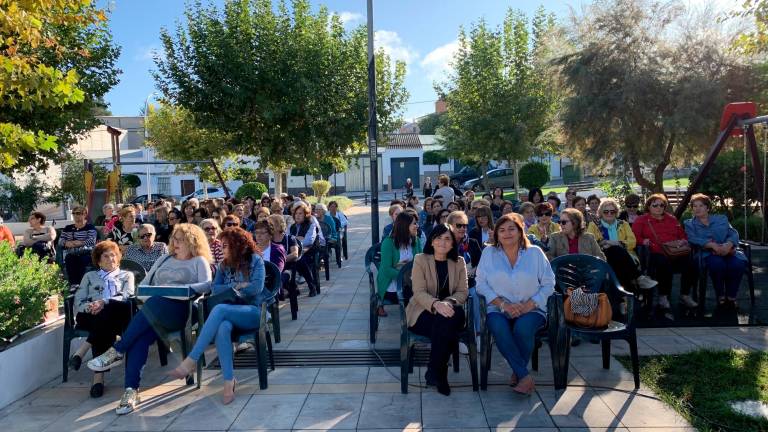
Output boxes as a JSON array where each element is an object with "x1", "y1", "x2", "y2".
[{"x1": 476, "y1": 213, "x2": 555, "y2": 395}]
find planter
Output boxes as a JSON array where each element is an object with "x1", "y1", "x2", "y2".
[
  {"x1": 44, "y1": 295, "x2": 60, "y2": 322},
  {"x1": 0, "y1": 318, "x2": 64, "y2": 410}
]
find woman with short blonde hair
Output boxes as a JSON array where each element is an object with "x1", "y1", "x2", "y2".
[{"x1": 200, "y1": 218, "x2": 224, "y2": 264}]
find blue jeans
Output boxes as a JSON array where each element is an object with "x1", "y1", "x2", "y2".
[
  {"x1": 486, "y1": 311, "x2": 546, "y2": 380},
  {"x1": 188, "y1": 304, "x2": 260, "y2": 381},
  {"x1": 705, "y1": 254, "x2": 747, "y2": 300}
]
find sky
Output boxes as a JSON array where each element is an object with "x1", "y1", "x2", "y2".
[{"x1": 102, "y1": 0, "x2": 738, "y2": 122}]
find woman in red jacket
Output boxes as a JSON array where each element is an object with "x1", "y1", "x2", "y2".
[{"x1": 632, "y1": 194, "x2": 696, "y2": 313}]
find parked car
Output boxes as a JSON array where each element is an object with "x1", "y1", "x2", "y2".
[
  {"x1": 462, "y1": 168, "x2": 516, "y2": 191},
  {"x1": 129, "y1": 193, "x2": 179, "y2": 205},
  {"x1": 183, "y1": 186, "x2": 231, "y2": 200},
  {"x1": 449, "y1": 166, "x2": 479, "y2": 188}
]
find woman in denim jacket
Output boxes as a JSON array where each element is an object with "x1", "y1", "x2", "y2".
[
  {"x1": 684, "y1": 194, "x2": 747, "y2": 309},
  {"x1": 170, "y1": 227, "x2": 266, "y2": 404}
]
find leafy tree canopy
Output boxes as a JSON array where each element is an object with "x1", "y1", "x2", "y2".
[{"x1": 417, "y1": 112, "x2": 447, "y2": 135}]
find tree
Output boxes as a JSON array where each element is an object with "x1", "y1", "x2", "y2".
[
  {"x1": 732, "y1": 0, "x2": 768, "y2": 54},
  {"x1": 554, "y1": 0, "x2": 762, "y2": 192},
  {"x1": 51, "y1": 159, "x2": 109, "y2": 206},
  {"x1": 152, "y1": 0, "x2": 408, "y2": 194},
  {"x1": 436, "y1": 8, "x2": 558, "y2": 194},
  {"x1": 0, "y1": 180, "x2": 52, "y2": 221},
  {"x1": 0, "y1": 1, "x2": 120, "y2": 174},
  {"x1": 423, "y1": 150, "x2": 449, "y2": 174},
  {"x1": 518, "y1": 162, "x2": 550, "y2": 190},
  {"x1": 417, "y1": 112, "x2": 447, "y2": 135}
]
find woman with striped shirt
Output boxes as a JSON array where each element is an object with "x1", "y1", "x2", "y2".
[{"x1": 60, "y1": 206, "x2": 98, "y2": 285}]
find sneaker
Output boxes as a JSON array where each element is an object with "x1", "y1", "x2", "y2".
[
  {"x1": 297, "y1": 275, "x2": 306, "y2": 284},
  {"x1": 679, "y1": 295, "x2": 698, "y2": 309},
  {"x1": 636, "y1": 275, "x2": 658, "y2": 290},
  {"x1": 87, "y1": 347, "x2": 123, "y2": 372},
  {"x1": 657, "y1": 295, "x2": 671, "y2": 310},
  {"x1": 458, "y1": 342, "x2": 468, "y2": 355},
  {"x1": 115, "y1": 388, "x2": 139, "y2": 415}
]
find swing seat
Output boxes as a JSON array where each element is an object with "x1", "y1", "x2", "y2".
[{"x1": 721, "y1": 102, "x2": 757, "y2": 136}]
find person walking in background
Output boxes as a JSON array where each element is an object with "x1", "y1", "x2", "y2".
[
  {"x1": 423, "y1": 177, "x2": 433, "y2": 199},
  {"x1": 405, "y1": 178, "x2": 414, "y2": 198}
]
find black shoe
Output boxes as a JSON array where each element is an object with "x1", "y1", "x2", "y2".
[
  {"x1": 424, "y1": 369, "x2": 437, "y2": 386},
  {"x1": 436, "y1": 368, "x2": 451, "y2": 396},
  {"x1": 69, "y1": 354, "x2": 82, "y2": 371},
  {"x1": 570, "y1": 337, "x2": 581, "y2": 347},
  {"x1": 90, "y1": 382, "x2": 104, "y2": 398},
  {"x1": 308, "y1": 289, "x2": 317, "y2": 297}
]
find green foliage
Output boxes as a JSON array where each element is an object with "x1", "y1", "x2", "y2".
[
  {"x1": 732, "y1": 0, "x2": 768, "y2": 54},
  {"x1": 305, "y1": 195, "x2": 353, "y2": 211},
  {"x1": 688, "y1": 150, "x2": 762, "y2": 215},
  {"x1": 598, "y1": 174, "x2": 634, "y2": 204},
  {"x1": 733, "y1": 215, "x2": 765, "y2": 242},
  {"x1": 153, "y1": 0, "x2": 408, "y2": 183},
  {"x1": 618, "y1": 349, "x2": 768, "y2": 432},
  {"x1": 0, "y1": 1, "x2": 120, "y2": 174},
  {"x1": 0, "y1": 179, "x2": 52, "y2": 220},
  {"x1": 233, "y1": 167, "x2": 261, "y2": 184},
  {"x1": 0, "y1": 243, "x2": 66, "y2": 341},
  {"x1": 423, "y1": 150, "x2": 449, "y2": 167},
  {"x1": 437, "y1": 8, "x2": 558, "y2": 188},
  {"x1": 417, "y1": 112, "x2": 447, "y2": 135},
  {"x1": 311, "y1": 180, "x2": 332, "y2": 200},
  {"x1": 555, "y1": 0, "x2": 763, "y2": 192},
  {"x1": 122, "y1": 174, "x2": 141, "y2": 189},
  {"x1": 518, "y1": 162, "x2": 550, "y2": 190},
  {"x1": 235, "y1": 182, "x2": 268, "y2": 200}
]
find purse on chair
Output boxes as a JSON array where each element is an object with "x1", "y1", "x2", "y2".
[
  {"x1": 647, "y1": 220, "x2": 691, "y2": 258},
  {"x1": 564, "y1": 286, "x2": 612, "y2": 329}
]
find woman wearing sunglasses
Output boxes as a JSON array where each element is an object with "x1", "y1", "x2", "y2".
[
  {"x1": 201, "y1": 218, "x2": 225, "y2": 265},
  {"x1": 633, "y1": 194, "x2": 696, "y2": 312},
  {"x1": 528, "y1": 202, "x2": 560, "y2": 247},
  {"x1": 123, "y1": 224, "x2": 168, "y2": 271},
  {"x1": 545, "y1": 208, "x2": 605, "y2": 261},
  {"x1": 618, "y1": 194, "x2": 644, "y2": 226},
  {"x1": 586, "y1": 199, "x2": 657, "y2": 292}
]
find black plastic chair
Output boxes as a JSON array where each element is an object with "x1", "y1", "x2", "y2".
[
  {"x1": 550, "y1": 254, "x2": 640, "y2": 390},
  {"x1": 396, "y1": 261, "x2": 479, "y2": 394},
  {"x1": 365, "y1": 242, "x2": 383, "y2": 343},
  {"x1": 285, "y1": 240, "x2": 304, "y2": 320},
  {"x1": 120, "y1": 259, "x2": 147, "y2": 283},
  {"x1": 341, "y1": 224, "x2": 349, "y2": 261},
  {"x1": 317, "y1": 221, "x2": 335, "y2": 279},
  {"x1": 195, "y1": 261, "x2": 281, "y2": 390},
  {"x1": 694, "y1": 241, "x2": 756, "y2": 314},
  {"x1": 477, "y1": 294, "x2": 564, "y2": 390}
]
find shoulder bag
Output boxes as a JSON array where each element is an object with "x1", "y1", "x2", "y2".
[
  {"x1": 564, "y1": 286, "x2": 612, "y2": 329},
  {"x1": 647, "y1": 219, "x2": 691, "y2": 258}
]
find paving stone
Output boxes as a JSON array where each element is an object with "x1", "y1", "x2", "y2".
[
  {"x1": 421, "y1": 391, "x2": 487, "y2": 428},
  {"x1": 293, "y1": 393, "x2": 364, "y2": 430},
  {"x1": 230, "y1": 394, "x2": 306, "y2": 430},
  {"x1": 480, "y1": 390, "x2": 554, "y2": 429},
  {"x1": 357, "y1": 392, "x2": 422, "y2": 429}
]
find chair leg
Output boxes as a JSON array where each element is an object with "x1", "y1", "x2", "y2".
[
  {"x1": 157, "y1": 340, "x2": 168, "y2": 366},
  {"x1": 336, "y1": 245, "x2": 342, "y2": 268},
  {"x1": 257, "y1": 330, "x2": 269, "y2": 390},
  {"x1": 480, "y1": 334, "x2": 492, "y2": 391},
  {"x1": 452, "y1": 348, "x2": 460, "y2": 373},
  {"x1": 196, "y1": 355, "x2": 203, "y2": 389},
  {"x1": 748, "y1": 266, "x2": 756, "y2": 305},
  {"x1": 697, "y1": 269, "x2": 707, "y2": 317},
  {"x1": 468, "y1": 338, "x2": 479, "y2": 391},
  {"x1": 628, "y1": 334, "x2": 640, "y2": 389},
  {"x1": 271, "y1": 303, "x2": 281, "y2": 343},
  {"x1": 408, "y1": 345, "x2": 415, "y2": 373},
  {"x1": 601, "y1": 339, "x2": 611, "y2": 369},
  {"x1": 555, "y1": 329, "x2": 572, "y2": 391},
  {"x1": 324, "y1": 254, "x2": 330, "y2": 281},
  {"x1": 400, "y1": 344, "x2": 409, "y2": 394},
  {"x1": 289, "y1": 282, "x2": 299, "y2": 320},
  {"x1": 532, "y1": 340, "x2": 540, "y2": 372},
  {"x1": 266, "y1": 330, "x2": 275, "y2": 371},
  {"x1": 62, "y1": 335, "x2": 71, "y2": 383}
]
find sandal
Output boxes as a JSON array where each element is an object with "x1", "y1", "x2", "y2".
[{"x1": 377, "y1": 306, "x2": 388, "y2": 317}]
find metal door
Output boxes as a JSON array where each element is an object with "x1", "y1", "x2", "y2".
[
  {"x1": 390, "y1": 157, "x2": 419, "y2": 191},
  {"x1": 181, "y1": 179, "x2": 195, "y2": 196}
]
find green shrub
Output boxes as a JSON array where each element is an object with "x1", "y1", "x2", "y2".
[
  {"x1": 599, "y1": 175, "x2": 634, "y2": 204},
  {"x1": 306, "y1": 195, "x2": 354, "y2": 211},
  {"x1": 311, "y1": 180, "x2": 331, "y2": 200},
  {"x1": 235, "y1": 182, "x2": 268, "y2": 200},
  {"x1": 518, "y1": 162, "x2": 550, "y2": 190},
  {"x1": 0, "y1": 243, "x2": 66, "y2": 341},
  {"x1": 732, "y1": 216, "x2": 765, "y2": 242}
]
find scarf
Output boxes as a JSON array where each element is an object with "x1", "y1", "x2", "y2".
[
  {"x1": 97, "y1": 268, "x2": 121, "y2": 301},
  {"x1": 600, "y1": 219, "x2": 619, "y2": 241}
]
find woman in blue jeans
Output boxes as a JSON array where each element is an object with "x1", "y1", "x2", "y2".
[
  {"x1": 87, "y1": 223, "x2": 213, "y2": 415},
  {"x1": 476, "y1": 213, "x2": 555, "y2": 395},
  {"x1": 684, "y1": 193, "x2": 747, "y2": 310},
  {"x1": 170, "y1": 227, "x2": 266, "y2": 404}
]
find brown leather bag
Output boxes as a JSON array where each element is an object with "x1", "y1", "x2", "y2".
[
  {"x1": 647, "y1": 219, "x2": 691, "y2": 258},
  {"x1": 564, "y1": 287, "x2": 612, "y2": 329}
]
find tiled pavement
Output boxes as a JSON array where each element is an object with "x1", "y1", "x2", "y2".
[{"x1": 1, "y1": 201, "x2": 766, "y2": 431}]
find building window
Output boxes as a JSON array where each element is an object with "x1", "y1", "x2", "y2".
[{"x1": 157, "y1": 177, "x2": 171, "y2": 195}]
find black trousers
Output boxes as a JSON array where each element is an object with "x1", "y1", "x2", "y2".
[
  {"x1": 648, "y1": 252, "x2": 695, "y2": 297},
  {"x1": 603, "y1": 246, "x2": 640, "y2": 290},
  {"x1": 75, "y1": 300, "x2": 133, "y2": 357},
  {"x1": 65, "y1": 253, "x2": 92, "y2": 285},
  {"x1": 408, "y1": 306, "x2": 465, "y2": 373}
]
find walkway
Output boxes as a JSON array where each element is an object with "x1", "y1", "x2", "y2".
[{"x1": 4, "y1": 201, "x2": 765, "y2": 431}]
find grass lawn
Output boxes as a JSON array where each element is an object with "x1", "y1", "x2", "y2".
[{"x1": 617, "y1": 349, "x2": 768, "y2": 432}]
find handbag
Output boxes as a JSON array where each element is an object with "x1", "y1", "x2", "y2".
[
  {"x1": 647, "y1": 219, "x2": 691, "y2": 258},
  {"x1": 564, "y1": 286, "x2": 612, "y2": 329},
  {"x1": 204, "y1": 288, "x2": 247, "y2": 319}
]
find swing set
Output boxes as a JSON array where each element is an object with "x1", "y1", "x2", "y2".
[{"x1": 675, "y1": 102, "x2": 768, "y2": 244}]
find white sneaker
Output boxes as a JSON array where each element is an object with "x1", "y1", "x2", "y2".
[
  {"x1": 680, "y1": 295, "x2": 698, "y2": 308},
  {"x1": 115, "y1": 388, "x2": 139, "y2": 415},
  {"x1": 297, "y1": 275, "x2": 306, "y2": 284},
  {"x1": 636, "y1": 275, "x2": 658, "y2": 290},
  {"x1": 87, "y1": 347, "x2": 123, "y2": 372},
  {"x1": 657, "y1": 295, "x2": 671, "y2": 310},
  {"x1": 458, "y1": 342, "x2": 469, "y2": 355}
]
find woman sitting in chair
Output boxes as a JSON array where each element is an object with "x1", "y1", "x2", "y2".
[
  {"x1": 476, "y1": 213, "x2": 555, "y2": 395},
  {"x1": 377, "y1": 211, "x2": 423, "y2": 317},
  {"x1": 289, "y1": 203, "x2": 321, "y2": 296},
  {"x1": 87, "y1": 223, "x2": 212, "y2": 415},
  {"x1": 406, "y1": 223, "x2": 468, "y2": 396},
  {"x1": 253, "y1": 220, "x2": 286, "y2": 273},
  {"x1": 546, "y1": 209, "x2": 605, "y2": 261},
  {"x1": 70, "y1": 241, "x2": 135, "y2": 398},
  {"x1": 684, "y1": 193, "x2": 747, "y2": 310},
  {"x1": 170, "y1": 227, "x2": 266, "y2": 405},
  {"x1": 123, "y1": 224, "x2": 168, "y2": 271}
]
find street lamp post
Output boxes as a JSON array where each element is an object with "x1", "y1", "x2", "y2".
[
  {"x1": 367, "y1": 0, "x2": 380, "y2": 244},
  {"x1": 144, "y1": 92, "x2": 158, "y2": 203}
]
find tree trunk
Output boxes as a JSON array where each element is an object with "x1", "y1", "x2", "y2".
[
  {"x1": 513, "y1": 160, "x2": 520, "y2": 201},
  {"x1": 274, "y1": 169, "x2": 284, "y2": 195},
  {"x1": 481, "y1": 160, "x2": 489, "y2": 191},
  {"x1": 437, "y1": 163, "x2": 442, "y2": 175}
]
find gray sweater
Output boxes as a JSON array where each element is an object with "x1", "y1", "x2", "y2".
[
  {"x1": 74, "y1": 270, "x2": 135, "y2": 313},
  {"x1": 141, "y1": 254, "x2": 212, "y2": 293}
]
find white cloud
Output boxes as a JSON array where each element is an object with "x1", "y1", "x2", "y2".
[
  {"x1": 374, "y1": 30, "x2": 419, "y2": 70},
  {"x1": 420, "y1": 40, "x2": 460, "y2": 82},
  {"x1": 338, "y1": 11, "x2": 363, "y2": 25},
  {"x1": 133, "y1": 45, "x2": 161, "y2": 62}
]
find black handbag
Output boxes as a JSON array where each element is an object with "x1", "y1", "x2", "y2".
[{"x1": 203, "y1": 288, "x2": 247, "y2": 319}]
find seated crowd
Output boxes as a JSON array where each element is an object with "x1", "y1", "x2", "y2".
[
  {"x1": 377, "y1": 176, "x2": 749, "y2": 396},
  {"x1": 52, "y1": 192, "x2": 347, "y2": 414}
]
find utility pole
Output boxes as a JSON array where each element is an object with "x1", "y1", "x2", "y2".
[{"x1": 367, "y1": 0, "x2": 380, "y2": 244}]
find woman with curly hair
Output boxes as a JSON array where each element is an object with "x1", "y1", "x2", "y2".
[
  {"x1": 170, "y1": 227, "x2": 266, "y2": 405},
  {"x1": 87, "y1": 223, "x2": 213, "y2": 415}
]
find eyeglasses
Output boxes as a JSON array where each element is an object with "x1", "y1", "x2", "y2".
[
  {"x1": 559, "y1": 220, "x2": 571, "y2": 225},
  {"x1": 139, "y1": 233, "x2": 153, "y2": 239},
  {"x1": 650, "y1": 203, "x2": 665, "y2": 208},
  {"x1": 225, "y1": 222, "x2": 238, "y2": 227},
  {"x1": 72, "y1": 212, "x2": 84, "y2": 215},
  {"x1": 168, "y1": 216, "x2": 178, "y2": 221},
  {"x1": 626, "y1": 205, "x2": 638, "y2": 208},
  {"x1": 539, "y1": 212, "x2": 552, "y2": 217},
  {"x1": 203, "y1": 227, "x2": 217, "y2": 232},
  {"x1": 602, "y1": 209, "x2": 617, "y2": 215},
  {"x1": 454, "y1": 223, "x2": 468, "y2": 229}
]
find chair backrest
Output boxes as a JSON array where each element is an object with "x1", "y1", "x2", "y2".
[
  {"x1": 120, "y1": 259, "x2": 147, "y2": 283},
  {"x1": 364, "y1": 242, "x2": 382, "y2": 274},
  {"x1": 549, "y1": 254, "x2": 621, "y2": 297},
  {"x1": 332, "y1": 216, "x2": 341, "y2": 231},
  {"x1": 263, "y1": 260, "x2": 281, "y2": 304},
  {"x1": 396, "y1": 261, "x2": 414, "y2": 303},
  {"x1": 318, "y1": 220, "x2": 332, "y2": 238}
]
